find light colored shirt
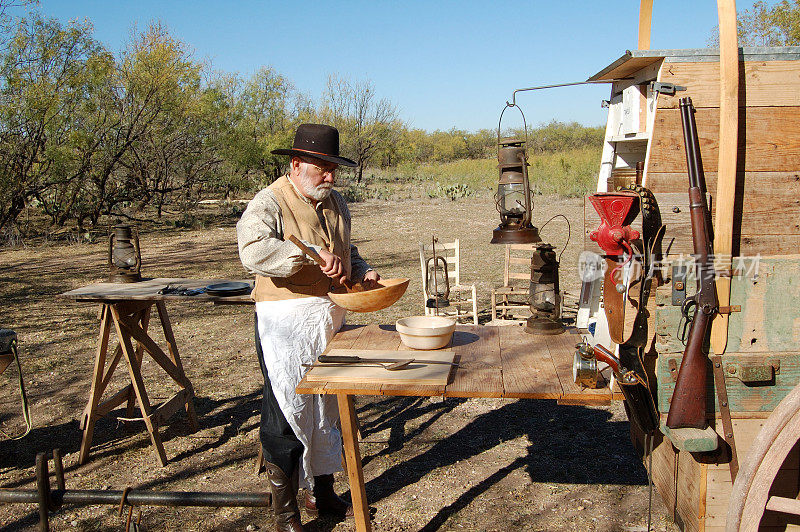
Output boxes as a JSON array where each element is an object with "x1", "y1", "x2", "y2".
[{"x1": 237, "y1": 179, "x2": 372, "y2": 281}]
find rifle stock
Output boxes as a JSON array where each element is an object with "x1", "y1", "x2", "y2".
[
  {"x1": 665, "y1": 309, "x2": 712, "y2": 428},
  {"x1": 666, "y1": 98, "x2": 718, "y2": 430}
]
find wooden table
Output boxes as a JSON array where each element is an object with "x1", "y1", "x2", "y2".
[
  {"x1": 60, "y1": 278, "x2": 253, "y2": 466},
  {"x1": 296, "y1": 323, "x2": 619, "y2": 532}
]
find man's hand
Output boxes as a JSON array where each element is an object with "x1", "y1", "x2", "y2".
[
  {"x1": 362, "y1": 270, "x2": 381, "y2": 289},
  {"x1": 317, "y1": 249, "x2": 344, "y2": 284}
]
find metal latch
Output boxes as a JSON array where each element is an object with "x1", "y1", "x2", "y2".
[
  {"x1": 718, "y1": 305, "x2": 741, "y2": 314},
  {"x1": 672, "y1": 265, "x2": 687, "y2": 305},
  {"x1": 650, "y1": 82, "x2": 687, "y2": 96},
  {"x1": 725, "y1": 359, "x2": 780, "y2": 383}
]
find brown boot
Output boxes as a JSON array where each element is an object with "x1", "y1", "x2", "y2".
[
  {"x1": 304, "y1": 474, "x2": 354, "y2": 518},
  {"x1": 265, "y1": 462, "x2": 305, "y2": 532}
]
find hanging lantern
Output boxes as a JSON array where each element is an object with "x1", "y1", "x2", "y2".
[
  {"x1": 491, "y1": 104, "x2": 541, "y2": 244},
  {"x1": 108, "y1": 224, "x2": 142, "y2": 283},
  {"x1": 425, "y1": 255, "x2": 450, "y2": 309},
  {"x1": 525, "y1": 243, "x2": 564, "y2": 335},
  {"x1": 425, "y1": 236, "x2": 450, "y2": 311}
]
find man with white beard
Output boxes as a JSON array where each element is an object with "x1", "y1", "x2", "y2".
[{"x1": 237, "y1": 124, "x2": 380, "y2": 532}]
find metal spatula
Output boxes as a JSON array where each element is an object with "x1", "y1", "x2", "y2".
[
  {"x1": 318, "y1": 354, "x2": 458, "y2": 366},
  {"x1": 303, "y1": 359, "x2": 413, "y2": 371}
]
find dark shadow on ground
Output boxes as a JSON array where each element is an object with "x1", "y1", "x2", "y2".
[
  {"x1": 0, "y1": 391, "x2": 262, "y2": 489},
  {"x1": 354, "y1": 396, "x2": 646, "y2": 528}
]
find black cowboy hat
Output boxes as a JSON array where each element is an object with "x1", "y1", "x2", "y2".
[{"x1": 271, "y1": 123, "x2": 357, "y2": 167}]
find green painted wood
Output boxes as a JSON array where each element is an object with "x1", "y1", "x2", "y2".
[
  {"x1": 659, "y1": 423, "x2": 719, "y2": 452},
  {"x1": 656, "y1": 352, "x2": 800, "y2": 413},
  {"x1": 655, "y1": 256, "x2": 800, "y2": 354},
  {"x1": 762, "y1": 258, "x2": 800, "y2": 351}
]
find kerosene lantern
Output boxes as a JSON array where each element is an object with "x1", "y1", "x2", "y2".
[
  {"x1": 491, "y1": 104, "x2": 540, "y2": 244},
  {"x1": 425, "y1": 237, "x2": 450, "y2": 312},
  {"x1": 525, "y1": 243, "x2": 564, "y2": 334},
  {"x1": 108, "y1": 224, "x2": 142, "y2": 282}
]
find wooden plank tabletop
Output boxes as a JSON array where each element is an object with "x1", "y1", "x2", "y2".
[
  {"x1": 297, "y1": 324, "x2": 614, "y2": 405},
  {"x1": 59, "y1": 278, "x2": 254, "y2": 304}
]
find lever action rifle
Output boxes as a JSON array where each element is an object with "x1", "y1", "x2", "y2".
[{"x1": 665, "y1": 97, "x2": 719, "y2": 430}]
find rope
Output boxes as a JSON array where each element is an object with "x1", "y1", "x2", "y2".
[
  {"x1": 1, "y1": 340, "x2": 32, "y2": 440},
  {"x1": 647, "y1": 433, "x2": 654, "y2": 532}
]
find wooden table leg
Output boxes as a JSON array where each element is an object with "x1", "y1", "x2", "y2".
[
  {"x1": 110, "y1": 304, "x2": 169, "y2": 466},
  {"x1": 337, "y1": 393, "x2": 371, "y2": 532},
  {"x1": 156, "y1": 301, "x2": 199, "y2": 431},
  {"x1": 79, "y1": 305, "x2": 113, "y2": 465},
  {"x1": 127, "y1": 307, "x2": 150, "y2": 418}
]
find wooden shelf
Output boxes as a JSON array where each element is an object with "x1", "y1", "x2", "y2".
[{"x1": 609, "y1": 132, "x2": 650, "y2": 142}]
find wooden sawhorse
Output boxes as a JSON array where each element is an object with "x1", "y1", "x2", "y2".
[{"x1": 79, "y1": 300, "x2": 198, "y2": 466}]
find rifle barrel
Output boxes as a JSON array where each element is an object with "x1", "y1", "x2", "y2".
[
  {"x1": 680, "y1": 98, "x2": 699, "y2": 189},
  {"x1": 668, "y1": 96, "x2": 718, "y2": 430}
]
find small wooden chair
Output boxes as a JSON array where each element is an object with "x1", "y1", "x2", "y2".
[
  {"x1": 418, "y1": 239, "x2": 478, "y2": 325},
  {"x1": 490, "y1": 244, "x2": 537, "y2": 323}
]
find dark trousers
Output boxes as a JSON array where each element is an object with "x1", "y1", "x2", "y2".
[{"x1": 255, "y1": 313, "x2": 304, "y2": 477}]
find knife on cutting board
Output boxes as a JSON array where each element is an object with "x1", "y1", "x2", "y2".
[{"x1": 318, "y1": 354, "x2": 458, "y2": 366}]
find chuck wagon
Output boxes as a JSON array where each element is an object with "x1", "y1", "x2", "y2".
[{"x1": 578, "y1": 7, "x2": 800, "y2": 529}]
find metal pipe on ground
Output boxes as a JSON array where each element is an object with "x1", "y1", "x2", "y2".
[
  {"x1": 0, "y1": 489, "x2": 273, "y2": 507},
  {"x1": 0, "y1": 452, "x2": 272, "y2": 532}
]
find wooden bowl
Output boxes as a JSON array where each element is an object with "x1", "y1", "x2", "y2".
[{"x1": 328, "y1": 278, "x2": 410, "y2": 313}]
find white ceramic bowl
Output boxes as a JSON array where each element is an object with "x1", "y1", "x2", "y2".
[{"x1": 396, "y1": 315, "x2": 457, "y2": 350}]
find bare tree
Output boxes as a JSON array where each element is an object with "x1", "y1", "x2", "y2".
[{"x1": 322, "y1": 74, "x2": 399, "y2": 183}]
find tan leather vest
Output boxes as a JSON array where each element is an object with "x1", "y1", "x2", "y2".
[{"x1": 252, "y1": 175, "x2": 350, "y2": 302}]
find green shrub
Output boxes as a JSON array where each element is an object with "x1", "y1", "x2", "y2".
[
  {"x1": 427, "y1": 182, "x2": 473, "y2": 200},
  {"x1": 340, "y1": 182, "x2": 367, "y2": 202},
  {"x1": 367, "y1": 145, "x2": 600, "y2": 199}
]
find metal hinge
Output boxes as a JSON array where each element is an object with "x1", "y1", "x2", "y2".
[
  {"x1": 726, "y1": 359, "x2": 780, "y2": 383},
  {"x1": 667, "y1": 357, "x2": 780, "y2": 384},
  {"x1": 650, "y1": 82, "x2": 687, "y2": 96},
  {"x1": 718, "y1": 305, "x2": 741, "y2": 314}
]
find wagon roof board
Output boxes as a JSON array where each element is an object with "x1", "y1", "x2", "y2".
[{"x1": 588, "y1": 46, "x2": 800, "y2": 81}]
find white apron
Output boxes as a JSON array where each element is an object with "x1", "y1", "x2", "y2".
[{"x1": 255, "y1": 296, "x2": 346, "y2": 489}]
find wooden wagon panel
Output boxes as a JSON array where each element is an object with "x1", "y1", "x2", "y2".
[
  {"x1": 656, "y1": 61, "x2": 800, "y2": 109},
  {"x1": 655, "y1": 256, "x2": 800, "y2": 354},
  {"x1": 648, "y1": 107, "x2": 800, "y2": 174},
  {"x1": 643, "y1": 419, "x2": 800, "y2": 530},
  {"x1": 590, "y1": 47, "x2": 800, "y2": 531}
]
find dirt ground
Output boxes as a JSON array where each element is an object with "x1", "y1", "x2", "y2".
[{"x1": 0, "y1": 195, "x2": 678, "y2": 531}]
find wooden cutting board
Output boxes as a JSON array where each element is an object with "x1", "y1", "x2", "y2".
[{"x1": 305, "y1": 349, "x2": 456, "y2": 386}]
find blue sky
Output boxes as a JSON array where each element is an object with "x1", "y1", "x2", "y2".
[{"x1": 35, "y1": 1, "x2": 759, "y2": 132}]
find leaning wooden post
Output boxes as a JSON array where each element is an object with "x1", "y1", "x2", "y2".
[
  {"x1": 638, "y1": 0, "x2": 653, "y2": 50},
  {"x1": 712, "y1": 0, "x2": 739, "y2": 356}
]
